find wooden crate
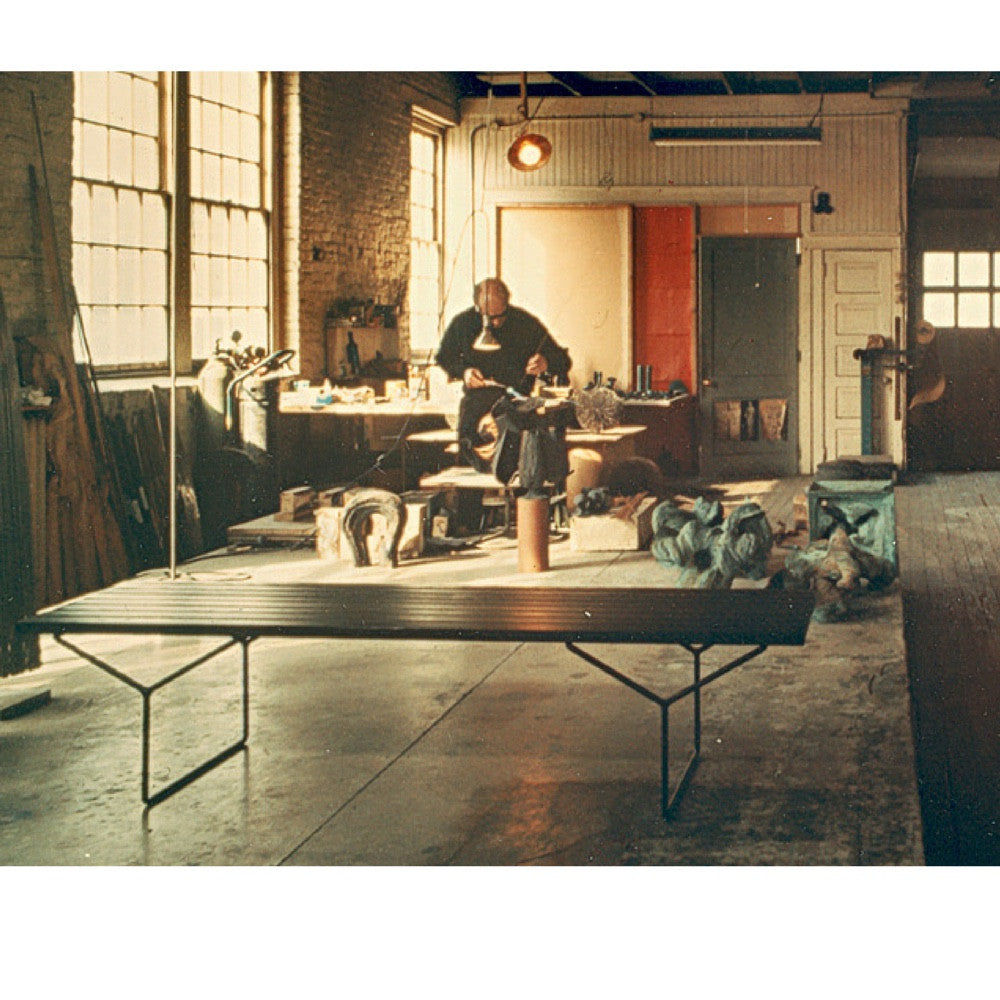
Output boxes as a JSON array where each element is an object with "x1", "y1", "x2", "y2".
[{"x1": 569, "y1": 496, "x2": 657, "y2": 552}]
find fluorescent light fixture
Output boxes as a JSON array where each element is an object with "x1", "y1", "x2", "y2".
[{"x1": 650, "y1": 126, "x2": 822, "y2": 146}]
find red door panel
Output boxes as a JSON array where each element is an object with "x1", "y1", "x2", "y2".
[{"x1": 633, "y1": 206, "x2": 695, "y2": 394}]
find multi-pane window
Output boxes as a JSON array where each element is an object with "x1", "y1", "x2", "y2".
[
  {"x1": 189, "y1": 72, "x2": 269, "y2": 359},
  {"x1": 408, "y1": 116, "x2": 443, "y2": 356},
  {"x1": 922, "y1": 251, "x2": 1000, "y2": 329},
  {"x1": 72, "y1": 72, "x2": 169, "y2": 367},
  {"x1": 72, "y1": 71, "x2": 271, "y2": 372}
]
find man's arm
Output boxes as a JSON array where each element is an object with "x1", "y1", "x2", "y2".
[
  {"x1": 536, "y1": 326, "x2": 571, "y2": 379},
  {"x1": 434, "y1": 314, "x2": 471, "y2": 381}
]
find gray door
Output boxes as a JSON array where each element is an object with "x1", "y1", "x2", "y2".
[{"x1": 699, "y1": 237, "x2": 799, "y2": 479}]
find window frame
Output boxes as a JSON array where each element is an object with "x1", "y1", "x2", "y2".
[
  {"x1": 920, "y1": 249, "x2": 1000, "y2": 331},
  {"x1": 407, "y1": 109, "x2": 446, "y2": 360},
  {"x1": 71, "y1": 71, "x2": 274, "y2": 376}
]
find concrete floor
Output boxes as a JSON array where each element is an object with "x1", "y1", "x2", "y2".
[{"x1": 0, "y1": 489, "x2": 923, "y2": 866}]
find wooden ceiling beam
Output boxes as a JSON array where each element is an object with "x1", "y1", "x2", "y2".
[
  {"x1": 547, "y1": 72, "x2": 590, "y2": 97},
  {"x1": 629, "y1": 72, "x2": 661, "y2": 96}
]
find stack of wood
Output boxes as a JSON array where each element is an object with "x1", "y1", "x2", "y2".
[
  {"x1": 0, "y1": 289, "x2": 38, "y2": 674},
  {"x1": 25, "y1": 163, "x2": 130, "y2": 605},
  {"x1": 100, "y1": 388, "x2": 204, "y2": 570}
]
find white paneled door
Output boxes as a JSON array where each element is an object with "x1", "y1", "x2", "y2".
[{"x1": 821, "y1": 250, "x2": 903, "y2": 464}]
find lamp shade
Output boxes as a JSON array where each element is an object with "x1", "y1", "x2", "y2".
[{"x1": 507, "y1": 133, "x2": 552, "y2": 171}]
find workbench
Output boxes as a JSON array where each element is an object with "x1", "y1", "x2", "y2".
[{"x1": 18, "y1": 580, "x2": 813, "y2": 816}]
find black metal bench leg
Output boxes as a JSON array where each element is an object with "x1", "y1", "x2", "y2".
[
  {"x1": 566, "y1": 640, "x2": 767, "y2": 819},
  {"x1": 55, "y1": 633, "x2": 253, "y2": 808},
  {"x1": 142, "y1": 636, "x2": 253, "y2": 808}
]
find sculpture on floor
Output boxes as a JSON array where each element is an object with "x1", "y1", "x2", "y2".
[
  {"x1": 772, "y1": 525, "x2": 896, "y2": 622},
  {"x1": 650, "y1": 496, "x2": 773, "y2": 588},
  {"x1": 342, "y1": 489, "x2": 405, "y2": 568}
]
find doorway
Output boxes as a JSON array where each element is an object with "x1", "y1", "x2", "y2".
[{"x1": 698, "y1": 237, "x2": 799, "y2": 479}]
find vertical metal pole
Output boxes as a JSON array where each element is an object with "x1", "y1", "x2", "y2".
[
  {"x1": 660, "y1": 705, "x2": 670, "y2": 818},
  {"x1": 859, "y1": 351, "x2": 873, "y2": 456},
  {"x1": 241, "y1": 639, "x2": 250, "y2": 743},
  {"x1": 167, "y1": 72, "x2": 179, "y2": 579},
  {"x1": 141, "y1": 692, "x2": 152, "y2": 804},
  {"x1": 692, "y1": 646, "x2": 702, "y2": 754}
]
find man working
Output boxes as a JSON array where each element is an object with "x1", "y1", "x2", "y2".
[{"x1": 435, "y1": 278, "x2": 571, "y2": 468}]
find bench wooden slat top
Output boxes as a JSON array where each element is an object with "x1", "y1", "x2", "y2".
[{"x1": 20, "y1": 579, "x2": 814, "y2": 647}]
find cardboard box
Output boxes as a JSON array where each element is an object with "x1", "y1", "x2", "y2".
[{"x1": 569, "y1": 496, "x2": 657, "y2": 552}]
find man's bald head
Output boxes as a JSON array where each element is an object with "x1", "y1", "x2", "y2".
[{"x1": 474, "y1": 278, "x2": 510, "y2": 320}]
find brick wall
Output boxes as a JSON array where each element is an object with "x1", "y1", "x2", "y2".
[
  {"x1": 0, "y1": 70, "x2": 461, "y2": 380},
  {"x1": 0, "y1": 72, "x2": 73, "y2": 342},
  {"x1": 294, "y1": 72, "x2": 459, "y2": 379}
]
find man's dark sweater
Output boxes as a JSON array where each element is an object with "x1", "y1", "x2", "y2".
[{"x1": 435, "y1": 305, "x2": 572, "y2": 465}]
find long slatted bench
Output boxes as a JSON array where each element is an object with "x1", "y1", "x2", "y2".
[{"x1": 18, "y1": 579, "x2": 814, "y2": 815}]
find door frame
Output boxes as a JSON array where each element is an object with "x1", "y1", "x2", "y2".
[{"x1": 697, "y1": 235, "x2": 801, "y2": 480}]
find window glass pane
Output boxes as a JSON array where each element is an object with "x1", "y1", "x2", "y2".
[
  {"x1": 247, "y1": 213, "x2": 267, "y2": 258},
  {"x1": 134, "y1": 135, "x2": 159, "y2": 190},
  {"x1": 191, "y1": 202, "x2": 209, "y2": 254},
  {"x1": 81, "y1": 122, "x2": 109, "y2": 180},
  {"x1": 91, "y1": 185, "x2": 117, "y2": 244},
  {"x1": 202, "y1": 153, "x2": 221, "y2": 201},
  {"x1": 202, "y1": 101, "x2": 221, "y2": 153},
  {"x1": 209, "y1": 204, "x2": 228, "y2": 249},
  {"x1": 133, "y1": 78, "x2": 159, "y2": 136},
  {"x1": 248, "y1": 260, "x2": 268, "y2": 306},
  {"x1": 221, "y1": 157, "x2": 241, "y2": 202},
  {"x1": 118, "y1": 189, "x2": 142, "y2": 247},
  {"x1": 118, "y1": 248, "x2": 142, "y2": 304},
  {"x1": 222, "y1": 107, "x2": 240, "y2": 151},
  {"x1": 72, "y1": 180, "x2": 92, "y2": 242},
  {"x1": 239, "y1": 72, "x2": 260, "y2": 113},
  {"x1": 73, "y1": 243, "x2": 91, "y2": 302},
  {"x1": 78, "y1": 72, "x2": 108, "y2": 123},
  {"x1": 240, "y1": 163, "x2": 260, "y2": 207},
  {"x1": 108, "y1": 129, "x2": 133, "y2": 185},
  {"x1": 923, "y1": 252, "x2": 954, "y2": 287},
  {"x1": 192, "y1": 255, "x2": 210, "y2": 305},
  {"x1": 958, "y1": 291, "x2": 990, "y2": 327},
  {"x1": 91, "y1": 247, "x2": 117, "y2": 303},
  {"x1": 141, "y1": 250, "x2": 167, "y2": 301},
  {"x1": 958, "y1": 252, "x2": 990, "y2": 287},
  {"x1": 221, "y1": 72, "x2": 241, "y2": 109},
  {"x1": 109, "y1": 73, "x2": 132, "y2": 130},
  {"x1": 199, "y1": 71, "x2": 221, "y2": 103},
  {"x1": 240, "y1": 114, "x2": 260, "y2": 161},
  {"x1": 141, "y1": 193, "x2": 167, "y2": 250},
  {"x1": 994, "y1": 292, "x2": 1000, "y2": 326},
  {"x1": 246, "y1": 309, "x2": 268, "y2": 343},
  {"x1": 229, "y1": 258, "x2": 248, "y2": 305},
  {"x1": 923, "y1": 292, "x2": 955, "y2": 327}
]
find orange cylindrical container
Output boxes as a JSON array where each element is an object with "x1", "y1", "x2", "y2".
[{"x1": 516, "y1": 497, "x2": 549, "y2": 573}]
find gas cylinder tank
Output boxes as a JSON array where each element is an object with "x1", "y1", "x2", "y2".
[{"x1": 196, "y1": 354, "x2": 232, "y2": 452}]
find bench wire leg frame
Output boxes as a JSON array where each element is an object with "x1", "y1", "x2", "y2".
[
  {"x1": 53, "y1": 632, "x2": 255, "y2": 807},
  {"x1": 565, "y1": 641, "x2": 768, "y2": 818}
]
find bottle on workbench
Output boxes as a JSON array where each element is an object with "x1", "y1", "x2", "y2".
[{"x1": 346, "y1": 330, "x2": 361, "y2": 376}]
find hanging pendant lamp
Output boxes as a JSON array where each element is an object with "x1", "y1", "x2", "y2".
[{"x1": 506, "y1": 73, "x2": 551, "y2": 172}]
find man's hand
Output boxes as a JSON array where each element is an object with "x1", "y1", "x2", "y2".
[
  {"x1": 463, "y1": 367, "x2": 487, "y2": 389},
  {"x1": 525, "y1": 353, "x2": 548, "y2": 377}
]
